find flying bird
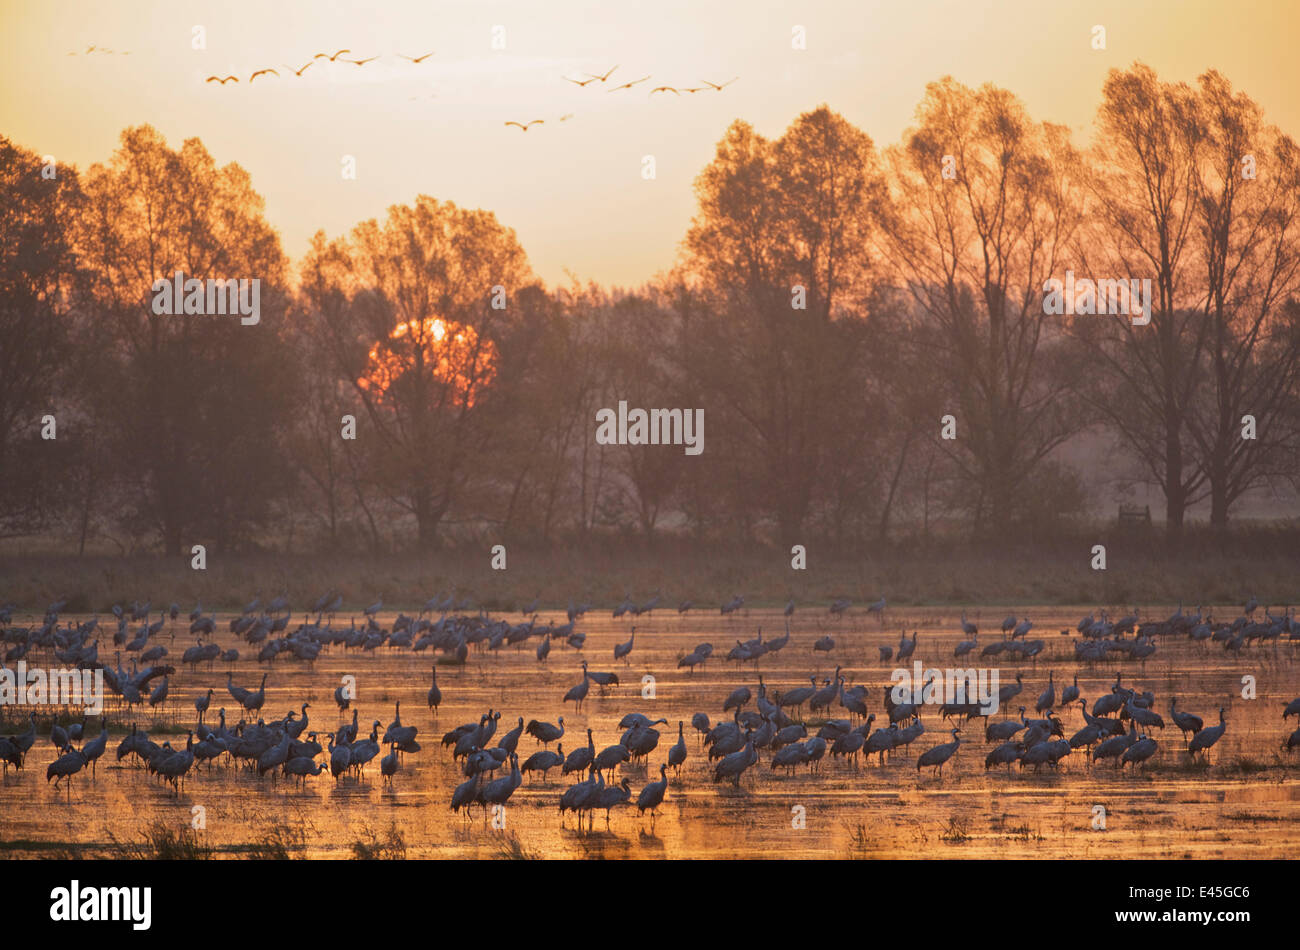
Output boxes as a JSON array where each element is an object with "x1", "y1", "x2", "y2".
[
  {"x1": 650, "y1": 86, "x2": 679, "y2": 95},
  {"x1": 586, "y1": 65, "x2": 619, "y2": 83},
  {"x1": 399, "y1": 52, "x2": 435, "y2": 63},
  {"x1": 205, "y1": 75, "x2": 239, "y2": 84},
  {"x1": 250, "y1": 68, "x2": 279, "y2": 82},
  {"x1": 505, "y1": 120, "x2": 544, "y2": 131},
  {"x1": 700, "y1": 77, "x2": 738, "y2": 90},
  {"x1": 285, "y1": 61, "x2": 314, "y2": 76},
  {"x1": 314, "y1": 49, "x2": 351, "y2": 62},
  {"x1": 682, "y1": 85, "x2": 708, "y2": 93},
  {"x1": 559, "y1": 113, "x2": 574, "y2": 122},
  {"x1": 344, "y1": 55, "x2": 379, "y2": 66},
  {"x1": 564, "y1": 76, "x2": 599, "y2": 87},
  {"x1": 609, "y1": 75, "x2": 650, "y2": 92}
]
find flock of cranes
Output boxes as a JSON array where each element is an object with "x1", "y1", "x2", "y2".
[
  {"x1": 188, "y1": 43, "x2": 741, "y2": 134},
  {"x1": 1, "y1": 591, "x2": 1298, "y2": 847},
  {"x1": 204, "y1": 49, "x2": 433, "y2": 85},
  {"x1": 506, "y1": 68, "x2": 738, "y2": 131},
  {"x1": 184, "y1": 38, "x2": 748, "y2": 133}
]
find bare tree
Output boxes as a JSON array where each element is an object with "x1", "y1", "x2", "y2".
[
  {"x1": 1185, "y1": 70, "x2": 1300, "y2": 527},
  {"x1": 880, "y1": 78, "x2": 1089, "y2": 534}
]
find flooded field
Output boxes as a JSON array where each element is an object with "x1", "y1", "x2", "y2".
[{"x1": 2, "y1": 605, "x2": 1298, "y2": 859}]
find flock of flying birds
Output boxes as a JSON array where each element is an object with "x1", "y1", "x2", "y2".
[
  {"x1": 66, "y1": 45, "x2": 130, "y2": 56},
  {"x1": 191, "y1": 49, "x2": 737, "y2": 132},
  {"x1": 202, "y1": 49, "x2": 431, "y2": 84},
  {"x1": 505, "y1": 66, "x2": 738, "y2": 131}
]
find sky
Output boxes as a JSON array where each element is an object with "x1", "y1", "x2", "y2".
[{"x1": 2, "y1": 0, "x2": 1299, "y2": 289}]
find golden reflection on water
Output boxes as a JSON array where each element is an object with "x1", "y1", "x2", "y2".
[{"x1": 2, "y1": 606, "x2": 1297, "y2": 858}]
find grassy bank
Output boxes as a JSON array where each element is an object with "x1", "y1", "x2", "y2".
[{"x1": 2, "y1": 533, "x2": 1297, "y2": 612}]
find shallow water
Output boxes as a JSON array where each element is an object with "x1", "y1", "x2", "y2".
[{"x1": 2, "y1": 606, "x2": 1297, "y2": 859}]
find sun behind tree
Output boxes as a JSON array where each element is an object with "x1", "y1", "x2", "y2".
[{"x1": 359, "y1": 316, "x2": 497, "y2": 409}]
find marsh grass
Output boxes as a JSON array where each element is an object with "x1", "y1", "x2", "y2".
[
  {"x1": 107, "y1": 821, "x2": 211, "y2": 859},
  {"x1": 940, "y1": 816, "x2": 971, "y2": 843},
  {"x1": 491, "y1": 830, "x2": 540, "y2": 860},
  {"x1": 351, "y1": 821, "x2": 407, "y2": 859}
]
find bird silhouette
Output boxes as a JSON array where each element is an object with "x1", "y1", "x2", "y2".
[
  {"x1": 205, "y1": 75, "x2": 239, "y2": 84},
  {"x1": 344, "y1": 55, "x2": 379, "y2": 66},
  {"x1": 314, "y1": 49, "x2": 351, "y2": 62},
  {"x1": 564, "y1": 76, "x2": 598, "y2": 87},
  {"x1": 250, "y1": 68, "x2": 279, "y2": 82},
  {"x1": 586, "y1": 65, "x2": 619, "y2": 83},
  {"x1": 285, "y1": 61, "x2": 314, "y2": 76},
  {"x1": 700, "y1": 77, "x2": 738, "y2": 90},
  {"x1": 609, "y1": 75, "x2": 650, "y2": 92},
  {"x1": 505, "y1": 120, "x2": 544, "y2": 131},
  {"x1": 69, "y1": 46, "x2": 128, "y2": 56},
  {"x1": 650, "y1": 86, "x2": 680, "y2": 95},
  {"x1": 399, "y1": 52, "x2": 435, "y2": 63}
]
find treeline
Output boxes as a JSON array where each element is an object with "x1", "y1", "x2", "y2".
[{"x1": 3, "y1": 63, "x2": 1299, "y2": 555}]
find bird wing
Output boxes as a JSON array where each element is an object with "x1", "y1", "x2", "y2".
[{"x1": 504, "y1": 122, "x2": 525, "y2": 129}]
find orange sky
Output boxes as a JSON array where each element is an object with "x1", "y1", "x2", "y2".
[{"x1": 2, "y1": 0, "x2": 1298, "y2": 288}]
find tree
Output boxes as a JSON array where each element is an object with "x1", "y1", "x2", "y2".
[
  {"x1": 1185, "y1": 70, "x2": 1300, "y2": 528},
  {"x1": 682, "y1": 106, "x2": 885, "y2": 547},
  {"x1": 0, "y1": 138, "x2": 85, "y2": 538},
  {"x1": 76, "y1": 125, "x2": 294, "y2": 554},
  {"x1": 1070, "y1": 65, "x2": 1212, "y2": 542},
  {"x1": 299, "y1": 196, "x2": 534, "y2": 549},
  {"x1": 880, "y1": 78, "x2": 1089, "y2": 534}
]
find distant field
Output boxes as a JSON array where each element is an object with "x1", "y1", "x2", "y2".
[{"x1": 1, "y1": 541, "x2": 1297, "y2": 613}]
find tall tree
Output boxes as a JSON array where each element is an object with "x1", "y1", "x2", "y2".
[
  {"x1": 1071, "y1": 65, "x2": 1211, "y2": 541},
  {"x1": 0, "y1": 138, "x2": 85, "y2": 538},
  {"x1": 683, "y1": 106, "x2": 885, "y2": 547},
  {"x1": 300, "y1": 196, "x2": 533, "y2": 549},
  {"x1": 880, "y1": 78, "x2": 1088, "y2": 533},
  {"x1": 1186, "y1": 70, "x2": 1300, "y2": 527},
  {"x1": 76, "y1": 125, "x2": 293, "y2": 554}
]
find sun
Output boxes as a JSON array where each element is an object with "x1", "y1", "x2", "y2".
[{"x1": 358, "y1": 317, "x2": 497, "y2": 407}]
